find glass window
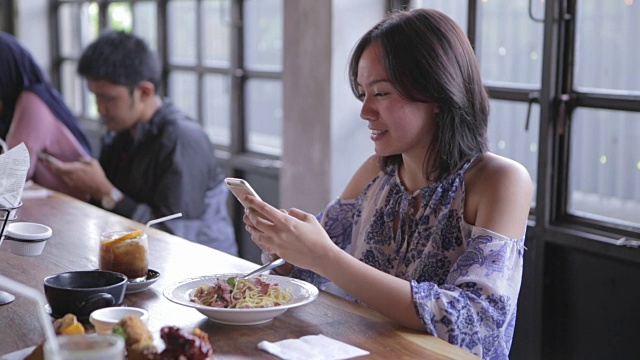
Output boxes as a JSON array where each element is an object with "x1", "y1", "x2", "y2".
[
  {"x1": 487, "y1": 100, "x2": 539, "y2": 205},
  {"x1": 202, "y1": 0, "x2": 231, "y2": 67},
  {"x1": 107, "y1": 2, "x2": 132, "y2": 32},
  {"x1": 133, "y1": 2, "x2": 158, "y2": 51},
  {"x1": 244, "y1": 0, "x2": 283, "y2": 71},
  {"x1": 58, "y1": 2, "x2": 98, "y2": 58},
  {"x1": 168, "y1": 71, "x2": 199, "y2": 121},
  {"x1": 167, "y1": 0, "x2": 197, "y2": 65},
  {"x1": 410, "y1": 0, "x2": 468, "y2": 31},
  {"x1": 203, "y1": 74, "x2": 231, "y2": 146},
  {"x1": 245, "y1": 79, "x2": 283, "y2": 155},
  {"x1": 477, "y1": 0, "x2": 544, "y2": 87},
  {"x1": 569, "y1": 109, "x2": 640, "y2": 226},
  {"x1": 60, "y1": 61, "x2": 83, "y2": 115},
  {"x1": 574, "y1": 0, "x2": 640, "y2": 94}
]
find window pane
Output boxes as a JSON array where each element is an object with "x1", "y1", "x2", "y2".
[
  {"x1": 203, "y1": 74, "x2": 231, "y2": 146},
  {"x1": 574, "y1": 0, "x2": 640, "y2": 93},
  {"x1": 58, "y1": 2, "x2": 98, "y2": 58},
  {"x1": 477, "y1": 0, "x2": 544, "y2": 87},
  {"x1": 487, "y1": 100, "x2": 539, "y2": 206},
  {"x1": 245, "y1": 79, "x2": 282, "y2": 155},
  {"x1": 168, "y1": 71, "x2": 199, "y2": 121},
  {"x1": 410, "y1": 0, "x2": 468, "y2": 31},
  {"x1": 203, "y1": 0, "x2": 231, "y2": 67},
  {"x1": 569, "y1": 109, "x2": 640, "y2": 226},
  {"x1": 107, "y1": 2, "x2": 132, "y2": 32},
  {"x1": 167, "y1": 0, "x2": 197, "y2": 65},
  {"x1": 60, "y1": 60, "x2": 83, "y2": 115},
  {"x1": 244, "y1": 0, "x2": 283, "y2": 71},
  {"x1": 133, "y1": 2, "x2": 158, "y2": 51}
]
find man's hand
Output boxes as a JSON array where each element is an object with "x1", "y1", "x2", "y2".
[{"x1": 44, "y1": 157, "x2": 114, "y2": 200}]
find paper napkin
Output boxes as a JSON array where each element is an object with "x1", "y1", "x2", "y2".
[{"x1": 257, "y1": 334, "x2": 369, "y2": 360}]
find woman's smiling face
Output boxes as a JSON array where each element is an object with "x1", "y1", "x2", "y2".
[{"x1": 356, "y1": 44, "x2": 439, "y2": 161}]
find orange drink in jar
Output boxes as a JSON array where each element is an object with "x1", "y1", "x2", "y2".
[{"x1": 99, "y1": 230, "x2": 148, "y2": 282}]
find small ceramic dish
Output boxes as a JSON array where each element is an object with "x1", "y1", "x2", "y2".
[
  {"x1": 6, "y1": 222, "x2": 52, "y2": 256},
  {"x1": 125, "y1": 269, "x2": 161, "y2": 294},
  {"x1": 89, "y1": 306, "x2": 149, "y2": 334}
]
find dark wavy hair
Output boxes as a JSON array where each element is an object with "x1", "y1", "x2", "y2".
[
  {"x1": 78, "y1": 31, "x2": 161, "y2": 93},
  {"x1": 348, "y1": 8, "x2": 489, "y2": 182}
]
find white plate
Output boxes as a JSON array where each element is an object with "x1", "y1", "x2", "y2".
[
  {"x1": 125, "y1": 269, "x2": 160, "y2": 294},
  {"x1": 163, "y1": 273, "x2": 319, "y2": 325}
]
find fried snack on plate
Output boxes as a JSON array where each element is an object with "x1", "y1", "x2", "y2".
[
  {"x1": 52, "y1": 313, "x2": 85, "y2": 335},
  {"x1": 112, "y1": 315, "x2": 214, "y2": 359},
  {"x1": 148, "y1": 326, "x2": 213, "y2": 360},
  {"x1": 114, "y1": 315, "x2": 157, "y2": 360}
]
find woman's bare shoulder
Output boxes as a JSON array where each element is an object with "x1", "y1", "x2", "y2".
[
  {"x1": 340, "y1": 154, "x2": 382, "y2": 200},
  {"x1": 465, "y1": 153, "x2": 532, "y2": 238},
  {"x1": 467, "y1": 153, "x2": 531, "y2": 188}
]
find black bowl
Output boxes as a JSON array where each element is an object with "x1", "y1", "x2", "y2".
[{"x1": 43, "y1": 270, "x2": 127, "y2": 319}]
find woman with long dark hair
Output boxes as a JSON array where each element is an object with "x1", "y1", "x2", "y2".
[{"x1": 243, "y1": 9, "x2": 532, "y2": 359}]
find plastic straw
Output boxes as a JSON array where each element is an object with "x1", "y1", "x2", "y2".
[
  {"x1": 0, "y1": 274, "x2": 60, "y2": 358},
  {"x1": 143, "y1": 212, "x2": 182, "y2": 235}
]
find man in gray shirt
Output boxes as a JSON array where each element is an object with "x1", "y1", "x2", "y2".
[{"x1": 46, "y1": 31, "x2": 237, "y2": 255}]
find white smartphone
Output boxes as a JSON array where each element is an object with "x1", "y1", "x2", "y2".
[{"x1": 224, "y1": 177, "x2": 262, "y2": 209}]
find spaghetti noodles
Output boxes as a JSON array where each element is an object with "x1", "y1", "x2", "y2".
[{"x1": 191, "y1": 276, "x2": 292, "y2": 309}]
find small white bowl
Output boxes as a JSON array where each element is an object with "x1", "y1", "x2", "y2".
[
  {"x1": 89, "y1": 306, "x2": 149, "y2": 334},
  {"x1": 6, "y1": 222, "x2": 52, "y2": 256}
]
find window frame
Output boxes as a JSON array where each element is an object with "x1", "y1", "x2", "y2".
[
  {"x1": 49, "y1": 0, "x2": 283, "y2": 178},
  {"x1": 49, "y1": 0, "x2": 640, "y2": 248},
  {"x1": 0, "y1": 0, "x2": 14, "y2": 33}
]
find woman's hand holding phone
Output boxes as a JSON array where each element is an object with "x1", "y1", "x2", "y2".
[{"x1": 224, "y1": 177, "x2": 262, "y2": 209}]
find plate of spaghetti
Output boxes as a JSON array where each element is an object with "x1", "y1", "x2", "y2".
[{"x1": 163, "y1": 273, "x2": 319, "y2": 325}]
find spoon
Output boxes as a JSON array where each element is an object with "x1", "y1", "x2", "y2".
[{"x1": 240, "y1": 257, "x2": 286, "y2": 279}]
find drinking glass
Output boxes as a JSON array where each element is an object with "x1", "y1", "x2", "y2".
[{"x1": 99, "y1": 231, "x2": 149, "y2": 282}]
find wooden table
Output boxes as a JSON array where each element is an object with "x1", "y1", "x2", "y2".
[{"x1": 0, "y1": 190, "x2": 478, "y2": 359}]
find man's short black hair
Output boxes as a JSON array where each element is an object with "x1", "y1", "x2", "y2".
[{"x1": 78, "y1": 31, "x2": 161, "y2": 92}]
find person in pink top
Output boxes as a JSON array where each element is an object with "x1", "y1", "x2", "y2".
[{"x1": 0, "y1": 32, "x2": 92, "y2": 200}]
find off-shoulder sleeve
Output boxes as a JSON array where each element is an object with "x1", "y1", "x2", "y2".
[
  {"x1": 291, "y1": 198, "x2": 357, "y2": 289},
  {"x1": 411, "y1": 226, "x2": 525, "y2": 359}
]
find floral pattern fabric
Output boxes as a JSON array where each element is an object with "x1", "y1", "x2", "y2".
[{"x1": 291, "y1": 161, "x2": 525, "y2": 359}]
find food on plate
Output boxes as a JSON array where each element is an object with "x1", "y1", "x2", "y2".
[
  {"x1": 148, "y1": 326, "x2": 213, "y2": 360},
  {"x1": 52, "y1": 313, "x2": 85, "y2": 335},
  {"x1": 191, "y1": 276, "x2": 292, "y2": 309},
  {"x1": 113, "y1": 315, "x2": 157, "y2": 360},
  {"x1": 100, "y1": 230, "x2": 149, "y2": 281},
  {"x1": 112, "y1": 315, "x2": 214, "y2": 360}
]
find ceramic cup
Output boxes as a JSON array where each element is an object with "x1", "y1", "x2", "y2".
[
  {"x1": 5, "y1": 222, "x2": 52, "y2": 256},
  {"x1": 44, "y1": 270, "x2": 127, "y2": 321},
  {"x1": 89, "y1": 306, "x2": 149, "y2": 334}
]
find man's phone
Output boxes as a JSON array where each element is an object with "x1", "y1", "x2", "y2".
[
  {"x1": 37, "y1": 151, "x2": 62, "y2": 165},
  {"x1": 224, "y1": 177, "x2": 262, "y2": 209}
]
